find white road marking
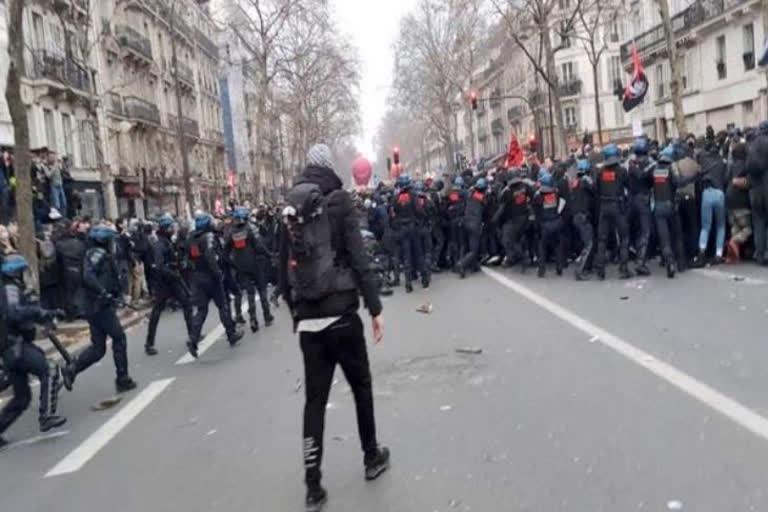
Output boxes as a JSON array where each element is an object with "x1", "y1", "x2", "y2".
[
  {"x1": 693, "y1": 267, "x2": 768, "y2": 285},
  {"x1": 483, "y1": 267, "x2": 768, "y2": 443},
  {"x1": 175, "y1": 302, "x2": 250, "y2": 365},
  {"x1": 45, "y1": 378, "x2": 175, "y2": 477}
]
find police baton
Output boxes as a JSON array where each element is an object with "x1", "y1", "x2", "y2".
[{"x1": 42, "y1": 320, "x2": 73, "y2": 365}]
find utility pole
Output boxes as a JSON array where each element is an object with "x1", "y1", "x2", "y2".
[
  {"x1": 657, "y1": 0, "x2": 688, "y2": 137},
  {"x1": 170, "y1": 0, "x2": 195, "y2": 217}
]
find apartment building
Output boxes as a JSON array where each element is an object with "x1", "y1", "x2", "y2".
[
  {"x1": 621, "y1": 0, "x2": 767, "y2": 140},
  {"x1": 0, "y1": 0, "x2": 12, "y2": 148}
]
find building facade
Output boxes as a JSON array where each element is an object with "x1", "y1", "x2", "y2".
[
  {"x1": 621, "y1": 0, "x2": 767, "y2": 140},
  {"x1": 0, "y1": 0, "x2": 12, "y2": 148}
]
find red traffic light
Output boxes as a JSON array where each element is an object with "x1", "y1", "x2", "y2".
[
  {"x1": 528, "y1": 135, "x2": 537, "y2": 151},
  {"x1": 470, "y1": 91, "x2": 478, "y2": 111},
  {"x1": 393, "y1": 147, "x2": 400, "y2": 165}
]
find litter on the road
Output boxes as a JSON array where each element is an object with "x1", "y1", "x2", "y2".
[
  {"x1": 734, "y1": 276, "x2": 746, "y2": 282},
  {"x1": 448, "y1": 498, "x2": 461, "y2": 508},
  {"x1": 294, "y1": 378, "x2": 302, "y2": 393},
  {"x1": 331, "y1": 435, "x2": 347, "y2": 441},
  {"x1": 439, "y1": 405, "x2": 453, "y2": 411},
  {"x1": 416, "y1": 302, "x2": 433, "y2": 314},
  {"x1": 620, "y1": 296, "x2": 630, "y2": 300},
  {"x1": 90, "y1": 396, "x2": 122, "y2": 411},
  {"x1": 667, "y1": 499, "x2": 683, "y2": 510},
  {"x1": 206, "y1": 429, "x2": 217, "y2": 436},
  {"x1": 455, "y1": 347, "x2": 482, "y2": 355}
]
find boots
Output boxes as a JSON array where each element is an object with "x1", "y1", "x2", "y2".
[
  {"x1": 635, "y1": 262, "x2": 651, "y2": 276},
  {"x1": 61, "y1": 362, "x2": 77, "y2": 392},
  {"x1": 537, "y1": 266, "x2": 546, "y2": 278},
  {"x1": 666, "y1": 261, "x2": 677, "y2": 279},
  {"x1": 39, "y1": 415, "x2": 67, "y2": 433},
  {"x1": 235, "y1": 314, "x2": 247, "y2": 325},
  {"x1": 186, "y1": 339, "x2": 199, "y2": 359},
  {"x1": 364, "y1": 446, "x2": 391, "y2": 481},
  {"x1": 305, "y1": 485, "x2": 328, "y2": 512},
  {"x1": 144, "y1": 345, "x2": 158, "y2": 356},
  {"x1": 264, "y1": 311, "x2": 274, "y2": 327},
  {"x1": 228, "y1": 329, "x2": 244, "y2": 347},
  {"x1": 619, "y1": 264, "x2": 632, "y2": 279},
  {"x1": 116, "y1": 376, "x2": 138, "y2": 393},
  {"x1": 405, "y1": 281, "x2": 414, "y2": 293},
  {"x1": 250, "y1": 316, "x2": 259, "y2": 333}
]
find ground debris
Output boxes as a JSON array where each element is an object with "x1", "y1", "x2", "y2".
[
  {"x1": 734, "y1": 276, "x2": 746, "y2": 282},
  {"x1": 294, "y1": 378, "x2": 302, "y2": 393},
  {"x1": 439, "y1": 405, "x2": 453, "y2": 412},
  {"x1": 90, "y1": 396, "x2": 122, "y2": 411},
  {"x1": 449, "y1": 499, "x2": 461, "y2": 508},
  {"x1": 619, "y1": 296, "x2": 629, "y2": 300},
  {"x1": 206, "y1": 429, "x2": 217, "y2": 436},
  {"x1": 331, "y1": 435, "x2": 347, "y2": 442},
  {"x1": 455, "y1": 347, "x2": 482, "y2": 355},
  {"x1": 667, "y1": 499, "x2": 683, "y2": 510},
  {"x1": 416, "y1": 302, "x2": 433, "y2": 314}
]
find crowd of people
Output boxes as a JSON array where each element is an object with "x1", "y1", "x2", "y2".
[{"x1": 363, "y1": 121, "x2": 768, "y2": 284}]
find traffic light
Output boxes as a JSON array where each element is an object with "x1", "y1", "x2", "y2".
[
  {"x1": 393, "y1": 147, "x2": 400, "y2": 165},
  {"x1": 470, "y1": 91, "x2": 478, "y2": 111}
]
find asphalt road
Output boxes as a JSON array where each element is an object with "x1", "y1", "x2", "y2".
[{"x1": 2, "y1": 264, "x2": 768, "y2": 511}]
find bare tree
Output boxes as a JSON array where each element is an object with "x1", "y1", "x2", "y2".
[
  {"x1": 656, "y1": 0, "x2": 687, "y2": 137},
  {"x1": 5, "y1": 0, "x2": 38, "y2": 290},
  {"x1": 572, "y1": 0, "x2": 623, "y2": 145},
  {"x1": 491, "y1": 0, "x2": 583, "y2": 156}
]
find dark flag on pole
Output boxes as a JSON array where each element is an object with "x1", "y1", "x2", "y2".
[{"x1": 622, "y1": 43, "x2": 649, "y2": 113}]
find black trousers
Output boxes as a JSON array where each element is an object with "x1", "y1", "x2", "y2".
[
  {"x1": 595, "y1": 201, "x2": 629, "y2": 271},
  {"x1": 677, "y1": 193, "x2": 699, "y2": 261},
  {"x1": 240, "y1": 268, "x2": 272, "y2": 324},
  {"x1": 146, "y1": 280, "x2": 194, "y2": 348},
  {"x1": 0, "y1": 343, "x2": 56, "y2": 434},
  {"x1": 458, "y1": 221, "x2": 482, "y2": 271},
  {"x1": 189, "y1": 273, "x2": 237, "y2": 342},
  {"x1": 654, "y1": 201, "x2": 686, "y2": 266},
  {"x1": 300, "y1": 313, "x2": 377, "y2": 486},
  {"x1": 431, "y1": 224, "x2": 445, "y2": 267},
  {"x1": 446, "y1": 220, "x2": 464, "y2": 267},
  {"x1": 629, "y1": 194, "x2": 652, "y2": 262},
  {"x1": 538, "y1": 218, "x2": 564, "y2": 273},
  {"x1": 76, "y1": 307, "x2": 129, "y2": 380},
  {"x1": 572, "y1": 212, "x2": 594, "y2": 274},
  {"x1": 501, "y1": 216, "x2": 529, "y2": 265}
]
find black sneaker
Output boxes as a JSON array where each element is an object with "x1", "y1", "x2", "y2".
[
  {"x1": 619, "y1": 266, "x2": 632, "y2": 280},
  {"x1": 186, "y1": 340, "x2": 199, "y2": 359},
  {"x1": 405, "y1": 282, "x2": 413, "y2": 293},
  {"x1": 144, "y1": 345, "x2": 158, "y2": 356},
  {"x1": 666, "y1": 262, "x2": 676, "y2": 279},
  {"x1": 228, "y1": 329, "x2": 244, "y2": 347},
  {"x1": 235, "y1": 316, "x2": 247, "y2": 325},
  {"x1": 250, "y1": 318, "x2": 260, "y2": 333},
  {"x1": 116, "y1": 376, "x2": 138, "y2": 393},
  {"x1": 421, "y1": 279, "x2": 430, "y2": 289},
  {"x1": 264, "y1": 314, "x2": 274, "y2": 327},
  {"x1": 635, "y1": 264, "x2": 651, "y2": 276},
  {"x1": 305, "y1": 486, "x2": 327, "y2": 512},
  {"x1": 61, "y1": 363, "x2": 76, "y2": 392},
  {"x1": 364, "y1": 446, "x2": 390, "y2": 481},
  {"x1": 537, "y1": 266, "x2": 545, "y2": 278},
  {"x1": 39, "y1": 415, "x2": 67, "y2": 433}
]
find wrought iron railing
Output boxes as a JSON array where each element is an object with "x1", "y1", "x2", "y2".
[
  {"x1": 28, "y1": 50, "x2": 92, "y2": 93},
  {"x1": 124, "y1": 95, "x2": 161, "y2": 124},
  {"x1": 115, "y1": 24, "x2": 153, "y2": 61}
]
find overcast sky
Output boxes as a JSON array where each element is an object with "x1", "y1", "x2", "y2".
[{"x1": 330, "y1": 0, "x2": 416, "y2": 159}]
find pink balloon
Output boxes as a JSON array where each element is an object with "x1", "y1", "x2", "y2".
[{"x1": 352, "y1": 157, "x2": 372, "y2": 186}]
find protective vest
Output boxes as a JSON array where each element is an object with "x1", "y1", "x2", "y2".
[
  {"x1": 539, "y1": 186, "x2": 560, "y2": 221},
  {"x1": 569, "y1": 177, "x2": 592, "y2": 215},
  {"x1": 393, "y1": 190, "x2": 416, "y2": 223},
  {"x1": 229, "y1": 224, "x2": 260, "y2": 275},
  {"x1": 464, "y1": 189, "x2": 485, "y2": 223},
  {"x1": 187, "y1": 231, "x2": 217, "y2": 273},
  {"x1": 599, "y1": 167, "x2": 619, "y2": 200},
  {"x1": 628, "y1": 157, "x2": 654, "y2": 195},
  {"x1": 653, "y1": 165, "x2": 673, "y2": 203},
  {"x1": 446, "y1": 188, "x2": 465, "y2": 219}
]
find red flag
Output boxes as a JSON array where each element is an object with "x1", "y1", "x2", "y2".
[
  {"x1": 622, "y1": 42, "x2": 648, "y2": 112},
  {"x1": 503, "y1": 134, "x2": 523, "y2": 168}
]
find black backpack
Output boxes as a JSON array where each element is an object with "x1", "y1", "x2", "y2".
[{"x1": 284, "y1": 182, "x2": 356, "y2": 302}]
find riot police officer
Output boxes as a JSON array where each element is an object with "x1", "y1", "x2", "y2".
[
  {"x1": 428, "y1": 180, "x2": 446, "y2": 272},
  {"x1": 414, "y1": 181, "x2": 434, "y2": 288},
  {"x1": 145, "y1": 214, "x2": 195, "y2": 356},
  {"x1": 445, "y1": 177, "x2": 466, "y2": 270},
  {"x1": 62, "y1": 225, "x2": 137, "y2": 393},
  {"x1": 390, "y1": 174, "x2": 423, "y2": 293},
  {"x1": 571, "y1": 159, "x2": 596, "y2": 280},
  {"x1": 595, "y1": 144, "x2": 632, "y2": 280},
  {"x1": 218, "y1": 216, "x2": 245, "y2": 325},
  {"x1": 495, "y1": 169, "x2": 533, "y2": 271},
  {"x1": 0, "y1": 255, "x2": 66, "y2": 448},
  {"x1": 186, "y1": 213, "x2": 244, "y2": 357},
  {"x1": 532, "y1": 170, "x2": 565, "y2": 277},
  {"x1": 627, "y1": 138, "x2": 655, "y2": 276},
  {"x1": 456, "y1": 177, "x2": 489, "y2": 278},
  {"x1": 226, "y1": 207, "x2": 274, "y2": 332}
]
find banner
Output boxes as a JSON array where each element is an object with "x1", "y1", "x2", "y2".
[
  {"x1": 622, "y1": 42, "x2": 649, "y2": 113},
  {"x1": 503, "y1": 134, "x2": 524, "y2": 168}
]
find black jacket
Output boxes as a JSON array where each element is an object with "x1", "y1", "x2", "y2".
[
  {"x1": 279, "y1": 165, "x2": 382, "y2": 323},
  {"x1": 747, "y1": 133, "x2": 768, "y2": 181},
  {"x1": 697, "y1": 150, "x2": 727, "y2": 190}
]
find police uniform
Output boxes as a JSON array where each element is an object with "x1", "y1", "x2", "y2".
[{"x1": 594, "y1": 147, "x2": 632, "y2": 279}]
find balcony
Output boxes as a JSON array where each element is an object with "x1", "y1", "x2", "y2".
[
  {"x1": 28, "y1": 50, "x2": 92, "y2": 94},
  {"x1": 507, "y1": 105, "x2": 524, "y2": 122},
  {"x1": 115, "y1": 24, "x2": 153, "y2": 63},
  {"x1": 619, "y1": 0, "x2": 751, "y2": 62},
  {"x1": 168, "y1": 114, "x2": 200, "y2": 139},
  {"x1": 108, "y1": 92, "x2": 124, "y2": 116},
  {"x1": 558, "y1": 78, "x2": 582, "y2": 97},
  {"x1": 124, "y1": 96, "x2": 161, "y2": 125},
  {"x1": 491, "y1": 118, "x2": 504, "y2": 136},
  {"x1": 206, "y1": 128, "x2": 225, "y2": 145},
  {"x1": 195, "y1": 28, "x2": 219, "y2": 59},
  {"x1": 173, "y1": 60, "x2": 195, "y2": 89}
]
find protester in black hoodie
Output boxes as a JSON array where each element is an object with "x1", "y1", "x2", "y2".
[
  {"x1": 278, "y1": 143, "x2": 388, "y2": 512},
  {"x1": 747, "y1": 121, "x2": 768, "y2": 264},
  {"x1": 725, "y1": 142, "x2": 751, "y2": 262}
]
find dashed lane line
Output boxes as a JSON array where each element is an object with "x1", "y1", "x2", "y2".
[
  {"x1": 45, "y1": 378, "x2": 175, "y2": 477},
  {"x1": 483, "y1": 267, "x2": 768, "y2": 443}
]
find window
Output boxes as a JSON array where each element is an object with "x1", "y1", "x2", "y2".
[
  {"x1": 609, "y1": 20, "x2": 621, "y2": 42},
  {"x1": 61, "y1": 114, "x2": 73, "y2": 158},
  {"x1": 44, "y1": 109, "x2": 56, "y2": 150},
  {"x1": 614, "y1": 102, "x2": 626, "y2": 127},
  {"x1": 608, "y1": 55, "x2": 622, "y2": 92},
  {"x1": 565, "y1": 107, "x2": 577, "y2": 127},
  {"x1": 743, "y1": 24, "x2": 755, "y2": 70},
  {"x1": 656, "y1": 65, "x2": 664, "y2": 99},
  {"x1": 679, "y1": 53, "x2": 688, "y2": 90},
  {"x1": 561, "y1": 62, "x2": 574, "y2": 82},
  {"x1": 78, "y1": 120, "x2": 95, "y2": 167},
  {"x1": 49, "y1": 22, "x2": 64, "y2": 56},
  {"x1": 32, "y1": 13, "x2": 44, "y2": 50},
  {"x1": 716, "y1": 35, "x2": 727, "y2": 79}
]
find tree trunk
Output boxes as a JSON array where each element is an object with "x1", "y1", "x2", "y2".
[
  {"x1": 657, "y1": 0, "x2": 688, "y2": 137},
  {"x1": 466, "y1": 106, "x2": 476, "y2": 158},
  {"x1": 171, "y1": 19, "x2": 195, "y2": 217},
  {"x1": 541, "y1": 25, "x2": 568, "y2": 157},
  {"x1": 442, "y1": 134, "x2": 454, "y2": 175},
  {"x1": 6, "y1": 0, "x2": 39, "y2": 290},
  {"x1": 253, "y1": 70, "x2": 269, "y2": 203},
  {"x1": 592, "y1": 61, "x2": 604, "y2": 145}
]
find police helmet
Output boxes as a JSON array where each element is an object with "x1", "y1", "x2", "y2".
[
  {"x1": 195, "y1": 213, "x2": 214, "y2": 231},
  {"x1": 602, "y1": 144, "x2": 622, "y2": 166},
  {"x1": 414, "y1": 181, "x2": 425, "y2": 192},
  {"x1": 475, "y1": 177, "x2": 488, "y2": 191},
  {"x1": 576, "y1": 159, "x2": 591, "y2": 175},
  {"x1": 1, "y1": 254, "x2": 28, "y2": 278},
  {"x1": 453, "y1": 176, "x2": 465, "y2": 187},
  {"x1": 88, "y1": 225, "x2": 118, "y2": 243},
  {"x1": 232, "y1": 207, "x2": 250, "y2": 221},
  {"x1": 632, "y1": 137, "x2": 648, "y2": 155},
  {"x1": 538, "y1": 169, "x2": 553, "y2": 187},
  {"x1": 157, "y1": 213, "x2": 175, "y2": 230},
  {"x1": 659, "y1": 146, "x2": 676, "y2": 163},
  {"x1": 434, "y1": 179, "x2": 444, "y2": 192},
  {"x1": 396, "y1": 173, "x2": 411, "y2": 188}
]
